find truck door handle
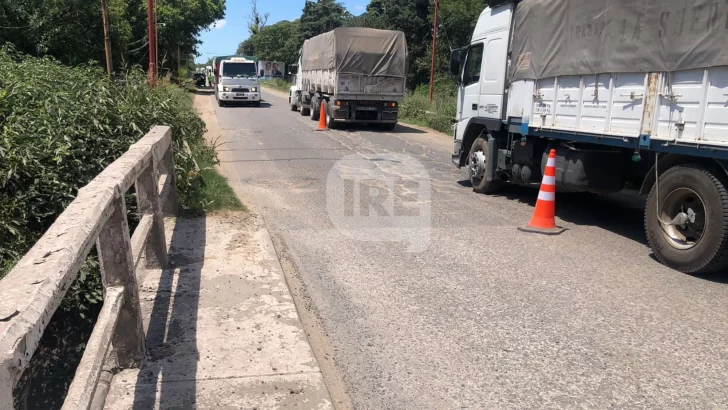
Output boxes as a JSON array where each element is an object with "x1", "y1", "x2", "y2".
[{"x1": 472, "y1": 104, "x2": 478, "y2": 110}]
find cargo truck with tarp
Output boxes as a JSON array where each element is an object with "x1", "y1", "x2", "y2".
[
  {"x1": 289, "y1": 27, "x2": 407, "y2": 130},
  {"x1": 450, "y1": 0, "x2": 728, "y2": 274}
]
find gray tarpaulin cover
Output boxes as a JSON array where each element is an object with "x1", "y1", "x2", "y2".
[
  {"x1": 510, "y1": 0, "x2": 728, "y2": 81},
  {"x1": 302, "y1": 27, "x2": 407, "y2": 78}
]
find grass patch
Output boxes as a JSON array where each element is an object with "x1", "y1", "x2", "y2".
[
  {"x1": 261, "y1": 78, "x2": 292, "y2": 93},
  {"x1": 196, "y1": 151, "x2": 246, "y2": 213}
]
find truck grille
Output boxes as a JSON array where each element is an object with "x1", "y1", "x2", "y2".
[{"x1": 232, "y1": 88, "x2": 249, "y2": 92}]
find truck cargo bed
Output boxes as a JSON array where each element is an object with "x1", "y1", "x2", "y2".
[
  {"x1": 509, "y1": 68, "x2": 728, "y2": 148},
  {"x1": 300, "y1": 27, "x2": 406, "y2": 99}
]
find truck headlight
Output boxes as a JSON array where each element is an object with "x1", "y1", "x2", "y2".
[
  {"x1": 251, "y1": 87, "x2": 258, "y2": 92},
  {"x1": 223, "y1": 86, "x2": 230, "y2": 92}
]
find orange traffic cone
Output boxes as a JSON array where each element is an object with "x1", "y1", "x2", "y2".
[
  {"x1": 315, "y1": 100, "x2": 328, "y2": 131},
  {"x1": 518, "y1": 149, "x2": 565, "y2": 235}
]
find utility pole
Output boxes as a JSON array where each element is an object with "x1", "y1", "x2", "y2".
[
  {"x1": 154, "y1": 0, "x2": 159, "y2": 76},
  {"x1": 147, "y1": 0, "x2": 156, "y2": 85},
  {"x1": 100, "y1": 0, "x2": 113, "y2": 75},
  {"x1": 428, "y1": 0, "x2": 439, "y2": 103}
]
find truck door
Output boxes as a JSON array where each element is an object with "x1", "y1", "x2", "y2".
[
  {"x1": 478, "y1": 36, "x2": 507, "y2": 119},
  {"x1": 457, "y1": 44, "x2": 484, "y2": 128}
]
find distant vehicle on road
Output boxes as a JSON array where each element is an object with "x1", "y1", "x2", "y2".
[
  {"x1": 193, "y1": 73, "x2": 206, "y2": 87},
  {"x1": 289, "y1": 27, "x2": 407, "y2": 130},
  {"x1": 212, "y1": 55, "x2": 261, "y2": 107},
  {"x1": 450, "y1": 0, "x2": 728, "y2": 274}
]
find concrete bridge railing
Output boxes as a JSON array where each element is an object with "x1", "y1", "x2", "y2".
[{"x1": 0, "y1": 126, "x2": 177, "y2": 409}]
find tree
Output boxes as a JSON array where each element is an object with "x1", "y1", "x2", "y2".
[
  {"x1": 0, "y1": 0, "x2": 225, "y2": 73},
  {"x1": 300, "y1": 0, "x2": 351, "y2": 40},
  {"x1": 240, "y1": 20, "x2": 301, "y2": 67},
  {"x1": 237, "y1": 38, "x2": 255, "y2": 56},
  {"x1": 247, "y1": 0, "x2": 269, "y2": 36}
]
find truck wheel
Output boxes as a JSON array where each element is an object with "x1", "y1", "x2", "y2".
[
  {"x1": 324, "y1": 99, "x2": 338, "y2": 129},
  {"x1": 310, "y1": 97, "x2": 320, "y2": 121},
  {"x1": 467, "y1": 137, "x2": 502, "y2": 194},
  {"x1": 254, "y1": 101, "x2": 261, "y2": 107},
  {"x1": 217, "y1": 99, "x2": 225, "y2": 107},
  {"x1": 380, "y1": 123, "x2": 396, "y2": 131},
  {"x1": 645, "y1": 163, "x2": 728, "y2": 274}
]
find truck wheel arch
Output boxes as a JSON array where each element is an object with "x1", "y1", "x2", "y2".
[
  {"x1": 640, "y1": 154, "x2": 728, "y2": 195},
  {"x1": 459, "y1": 118, "x2": 503, "y2": 167}
]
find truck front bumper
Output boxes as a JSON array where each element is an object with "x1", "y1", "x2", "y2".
[{"x1": 219, "y1": 92, "x2": 260, "y2": 102}]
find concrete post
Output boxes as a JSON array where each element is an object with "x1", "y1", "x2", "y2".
[
  {"x1": 96, "y1": 187, "x2": 145, "y2": 368},
  {"x1": 159, "y1": 146, "x2": 178, "y2": 217},
  {"x1": 136, "y1": 160, "x2": 168, "y2": 269}
]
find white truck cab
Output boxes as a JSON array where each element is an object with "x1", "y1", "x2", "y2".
[
  {"x1": 216, "y1": 57, "x2": 261, "y2": 107},
  {"x1": 453, "y1": 2, "x2": 513, "y2": 160}
]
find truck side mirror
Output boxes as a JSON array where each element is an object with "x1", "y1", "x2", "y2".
[{"x1": 449, "y1": 48, "x2": 465, "y2": 80}]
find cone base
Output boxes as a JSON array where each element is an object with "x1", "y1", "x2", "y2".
[
  {"x1": 517, "y1": 225, "x2": 566, "y2": 236},
  {"x1": 314, "y1": 128, "x2": 329, "y2": 132}
]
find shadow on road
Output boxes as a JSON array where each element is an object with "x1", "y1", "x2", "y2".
[
  {"x1": 190, "y1": 87, "x2": 214, "y2": 95},
  {"x1": 458, "y1": 180, "x2": 728, "y2": 281},
  {"x1": 132, "y1": 217, "x2": 206, "y2": 408},
  {"x1": 335, "y1": 123, "x2": 427, "y2": 133},
  {"x1": 499, "y1": 184, "x2": 647, "y2": 244},
  {"x1": 221, "y1": 101, "x2": 273, "y2": 108},
  {"x1": 457, "y1": 178, "x2": 647, "y2": 244}
]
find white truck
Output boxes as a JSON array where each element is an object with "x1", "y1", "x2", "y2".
[
  {"x1": 289, "y1": 27, "x2": 407, "y2": 130},
  {"x1": 451, "y1": 0, "x2": 728, "y2": 274},
  {"x1": 214, "y1": 56, "x2": 261, "y2": 107}
]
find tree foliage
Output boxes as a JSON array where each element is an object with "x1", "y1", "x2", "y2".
[
  {"x1": 239, "y1": 0, "x2": 486, "y2": 91},
  {"x1": 237, "y1": 20, "x2": 301, "y2": 67},
  {"x1": 0, "y1": 0, "x2": 225, "y2": 72},
  {"x1": 300, "y1": 0, "x2": 351, "y2": 40},
  {"x1": 0, "y1": 46, "x2": 216, "y2": 277},
  {"x1": 246, "y1": 0, "x2": 269, "y2": 36}
]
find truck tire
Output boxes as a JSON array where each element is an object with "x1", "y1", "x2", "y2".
[
  {"x1": 217, "y1": 99, "x2": 225, "y2": 107},
  {"x1": 467, "y1": 137, "x2": 502, "y2": 194},
  {"x1": 380, "y1": 123, "x2": 396, "y2": 131},
  {"x1": 254, "y1": 101, "x2": 261, "y2": 107},
  {"x1": 290, "y1": 93, "x2": 298, "y2": 111},
  {"x1": 310, "y1": 96, "x2": 320, "y2": 121},
  {"x1": 324, "y1": 99, "x2": 338, "y2": 129},
  {"x1": 645, "y1": 163, "x2": 728, "y2": 274},
  {"x1": 300, "y1": 104, "x2": 310, "y2": 116}
]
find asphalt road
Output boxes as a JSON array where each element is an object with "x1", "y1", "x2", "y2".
[{"x1": 206, "y1": 89, "x2": 728, "y2": 409}]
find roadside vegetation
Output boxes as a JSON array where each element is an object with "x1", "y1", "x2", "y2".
[
  {"x1": 0, "y1": 47, "x2": 243, "y2": 408},
  {"x1": 261, "y1": 79, "x2": 293, "y2": 93}
]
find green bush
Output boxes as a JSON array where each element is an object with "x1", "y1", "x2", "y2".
[
  {"x1": 0, "y1": 47, "x2": 215, "y2": 278},
  {"x1": 399, "y1": 77, "x2": 457, "y2": 134}
]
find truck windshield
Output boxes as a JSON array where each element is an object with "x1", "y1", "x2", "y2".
[{"x1": 222, "y1": 63, "x2": 256, "y2": 78}]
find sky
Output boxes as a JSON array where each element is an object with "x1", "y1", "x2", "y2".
[{"x1": 195, "y1": 0, "x2": 367, "y2": 64}]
